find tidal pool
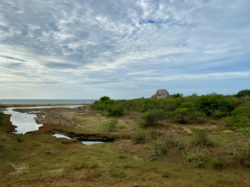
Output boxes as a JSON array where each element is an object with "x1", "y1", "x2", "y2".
[
  {"x1": 52, "y1": 133, "x2": 103, "y2": 145},
  {"x1": 52, "y1": 133, "x2": 71, "y2": 139},
  {"x1": 3, "y1": 105, "x2": 81, "y2": 134}
]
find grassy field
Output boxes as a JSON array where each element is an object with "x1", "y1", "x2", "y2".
[{"x1": 0, "y1": 94, "x2": 250, "y2": 186}]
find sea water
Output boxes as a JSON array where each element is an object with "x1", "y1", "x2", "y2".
[
  {"x1": 0, "y1": 99, "x2": 95, "y2": 105},
  {"x1": 3, "y1": 105, "x2": 81, "y2": 134}
]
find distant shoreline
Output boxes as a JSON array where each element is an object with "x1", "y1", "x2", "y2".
[
  {"x1": 0, "y1": 99, "x2": 95, "y2": 105},
  {"x1": 0, "y1": 103, "x2": 92, "y2": 107}
]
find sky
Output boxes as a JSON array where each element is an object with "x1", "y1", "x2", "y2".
[{"x1": 0, "y1": 0, "x2": 250, "y2": 99}]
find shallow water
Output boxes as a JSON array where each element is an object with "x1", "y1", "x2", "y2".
[
  {"x1": 82, "y1": 141, "x2": 103, "y2": 145},
  {"x1": 0, "y1": 99, "x2": 95, "y2": 104},
  {"x1": 52, "y1": 133, "x2": 103, "y2": 145},
  {"x1": 52, "y1": 133, "x2": 71, "y2": 139},
  {"x1": 3, "y1": 105, "x2": 81, "y2": 134}
]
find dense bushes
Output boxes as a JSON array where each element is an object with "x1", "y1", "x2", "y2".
[
  {"x1": 93, "y1": 91, "x2": 249, "y2": 129},
  {"x1": 236, "y1": 89, "x2": 250, "y2": 98},
  {"x1": 227, "y1": 101, "x2": 250, "y2": 134},
  {"x1": 93, "y1": 96, "x2": 184, "y2": 115},
  {"x1": 141, "y1": 110, "x2": 166, "y2": 127},
  {"x1": 196, "y1": 95, "x2": 238, "y2": 117}
]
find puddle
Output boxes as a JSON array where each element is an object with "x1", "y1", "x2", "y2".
[
  {"x1": 4, "y1": 107, "x2": 43, "y2": 134},
  {"x1": 82, "y1": 141, "x2": 103, "y2": 145},
  {"x1": 3, "y1": 105, "x2": 81, "y2": 134},
  {"x1": 52, "y1": 133, "x2": 71, "y2": 139},
  {"x1": 52, "y1": 133, "x2": 103, "y2": 145}
]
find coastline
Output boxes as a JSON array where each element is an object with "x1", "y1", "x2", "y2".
[{"x1": 0, "y1": 103, "x2": 91, "y2": 107}]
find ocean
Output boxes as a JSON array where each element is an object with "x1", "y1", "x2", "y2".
[{"x1": 0, "y1": 99, "x2": 95, "y2": 104}]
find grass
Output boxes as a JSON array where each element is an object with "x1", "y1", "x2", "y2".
[
  {"x1": 192, "y1": 129, "x2": 214, "y2": 147},
  {"x1": 0, "y1": 132, "x2": 249, "y2": 186}
]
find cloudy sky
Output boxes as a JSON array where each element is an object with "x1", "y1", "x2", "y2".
[{"x1": 0, "y1": 0, "x2": 250, "y2": 99}]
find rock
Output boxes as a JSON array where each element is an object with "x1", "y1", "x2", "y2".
[{"x1": 151, "y1": 89, "x2": 170, "y2": 99}]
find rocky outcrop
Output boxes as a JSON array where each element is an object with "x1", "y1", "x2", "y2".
[{"x1": 151, "y1": 89, "x2": 170, "y2": 99}]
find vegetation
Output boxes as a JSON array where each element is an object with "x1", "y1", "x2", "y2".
[
  {"x1": 149, "y1": 138, "x2": 170, "y2": 160},
  {"x1": 192, "y1": 129, "x2": 213, "y2": 147},
  {"x1": 141, "y1": 109, "x2": 166, "y2": 127},
  {"x1": 236, "y1": 89, "x2": 250, "y2": 98},
  {"x1": 93, "y1": 90, "x2": 250, "y2": 134},
  {"x1": 132, "y1": 129, "x2": 146, "y2": 144},
  {"x1": 103, "y1": 119, "x2": 118, "y2": 132},
  {"x1": 0, "y1": 90, "x2": 250, "y2": 186},
  {"x1": 182, "y1": 145, "x2": 207, "y2": 168}
]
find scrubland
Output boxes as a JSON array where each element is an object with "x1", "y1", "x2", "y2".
[{"x1": 0, "y1": 90, "x2": 250, "y2": 186}]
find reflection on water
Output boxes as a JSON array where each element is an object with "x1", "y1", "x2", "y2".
[
  {"x1": 52, "y1": 133, "x2": 71, "y2": 139},
  {"x1": 4, "y1": 107, "x2": 43, "y2": 134},
  {"x1": 3, "y1": 105, "x2": 81, "y2": 134},
  {"x1": 52, "y1": 133, "x2": 103, "y2": 145},
  {"x1": 82, "y1": 141, "x2": 103, "y2": 145}
]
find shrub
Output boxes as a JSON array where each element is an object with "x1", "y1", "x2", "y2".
[
  {"x1": 93, "y1": 96, "x2": 114, "y2": 111},
  {"x1": 149, "y1": 140, "x2": 168, "y2": 160},
  {"x1": 196, "y1": 95, "x2": 237, "y2": 116},
  {"x1": 193, "y1": 129, "x2": 213, "y2": 147},
  {"x1": 236, "y1": 89, "x2": 250, "y2": 98},
  {"x1": 100, "y1": 96, "x2": 111, "y2": 102},
  {"x1": 132, "y1": 130, "x2": 146, "y2": 144},
  {"x1": 236, "y1": 127, "x2": 250, "y2": 135},
  {"x1": 230, "y1": 101, "x2": 250, "y2": 133},
  {"x1": 229, "y1": 144, "x2": 250, "y2": 167},
  {"x1": 171, "y1": 107, "x2": 189, "y2": 124},
  {"x1": 171, "y1": 93, "x2": 183, "y2": 98},
  {"x1": 104, "y1": 120, "x2": 118, "y2": 132},
  {"x1": 141, "y1": 109, "x2": 166, "y2": 128},
  {"x1": 108, "y1": 104, "x2": 124, "y2": 116},
  {"x1": 232, "y1": 101, "x2": 250, "y2": 117},
  {"x1": 182, "y1": 145, "x2": 207, "y2": 168},
  {"x1": 170, "y1": 101, "x2": 205, "y2": 123}
]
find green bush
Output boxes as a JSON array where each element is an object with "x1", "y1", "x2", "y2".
[
  {"x1": 236, "y1": 89, "x2": 250, "y2": 98},
  {"x1": 108, "y1": 104, "x2": 124, "y2": 116},
  {"x1": 182, "y1": 145, "x2": 207, "y2": 168},
  {"x1": 149, "y1": 139, "x2": 168, "y2": 160},
  {"x1": 171, "y1": 107, "x2": 189, "y2": 124},
  {"x1": 171, "y1": 93, "x2": 183, "y2": 98},
  {"x1": 93, "y1": 96, "x2": 114, "y2": 111},
  {"x1": 196, "y1": 95, "x2": 237, "y2": 116},
  {"x1": 236, "y1": 127, "x2": 250, "y2": 135},
  {"x1": 193, "y1": 129, "x2": 213, "y2": 147},
  {"x1": 141, "y1": 109, "x2": 166, "y2": 128},
  {"x1": 229, "y1": 101, "x2": 250, "y2": 133}
]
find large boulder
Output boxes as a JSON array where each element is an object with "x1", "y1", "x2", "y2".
[{"x1": 151, "y1": 89, "x2": 170, "y2": 99}]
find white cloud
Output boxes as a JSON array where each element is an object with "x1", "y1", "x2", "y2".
[{"x1": 0, "y1": 0, "x2": 250, "y2": 98}]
